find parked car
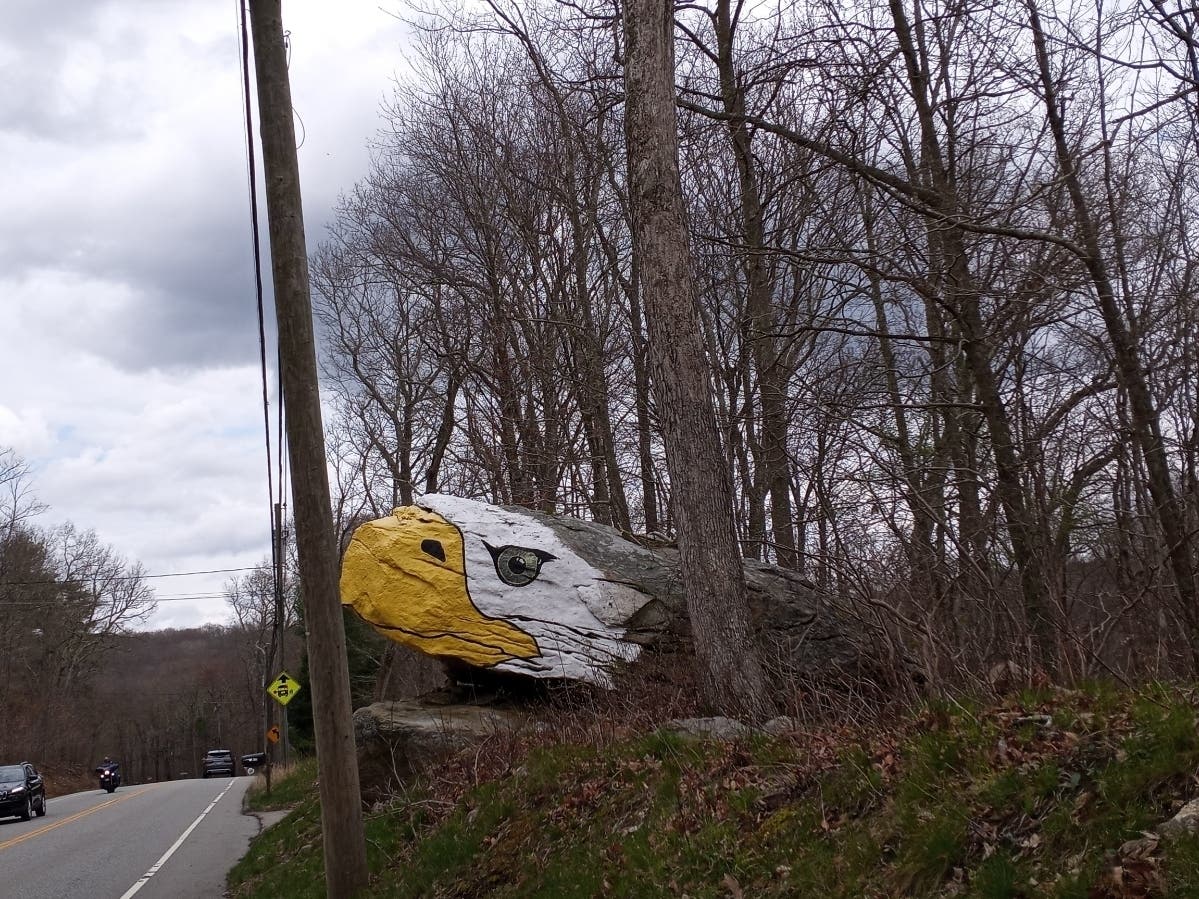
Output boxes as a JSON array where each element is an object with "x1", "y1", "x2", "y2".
[
  {"x1": 202, "y1": 749, "x2": 235, "y2": 778},
  {"x1": 0, "y1": 763, "x2": 47, "y2": 820}
]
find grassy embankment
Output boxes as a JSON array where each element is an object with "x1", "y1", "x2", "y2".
[{"x1": 228, "y1": 683, "x2": 1199, "y2": 897}]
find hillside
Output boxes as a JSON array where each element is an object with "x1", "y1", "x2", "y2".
[{"x1": 228, "y1": 683, "x2": 1199, "y2": 897}]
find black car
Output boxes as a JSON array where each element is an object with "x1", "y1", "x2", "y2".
[
  {"x1": 0, "y1": 763, "x2": 47, "y2": 821},
  {"x1": 202, "y1": 749, "x2": 235, "y2": 778}
]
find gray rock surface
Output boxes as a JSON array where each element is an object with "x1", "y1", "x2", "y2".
[
  {"x1": 1159, "y1": 798, "x2": 1199, "y2": 839},
  {"x1": 516, "y1": 506, "x2": 883, "y2": 684},
  {"x1": 353, "y1": 698, "x2": 527, "y2": 800},
  {"x1": 663, "y1": 717, "x2": 754, "y2": 740}
]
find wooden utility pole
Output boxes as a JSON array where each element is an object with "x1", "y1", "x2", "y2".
[{"x1": 247, "y1": 1, "x2": 369, "y2": 895}]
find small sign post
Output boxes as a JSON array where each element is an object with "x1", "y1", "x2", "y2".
[{"x1": 267, "y1": 673, "x2": 299, "y2": 768}]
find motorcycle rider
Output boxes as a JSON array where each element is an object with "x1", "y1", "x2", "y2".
[{"x1": 95, "y1": 756, "x2": 121, "y2": 784}]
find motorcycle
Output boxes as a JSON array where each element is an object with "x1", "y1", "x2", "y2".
[{"x1": 98, "y1": 766, "x2": 120, "y2": 793}]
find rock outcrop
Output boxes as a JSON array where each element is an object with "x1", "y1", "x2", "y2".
[
  {"x1": 341, "y1": 494, "x2": 886, "y2": 692},
  {"x1": 353, "y1": 696, "x2": 527, "y2": 801}
]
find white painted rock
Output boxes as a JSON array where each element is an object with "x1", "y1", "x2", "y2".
[
  {"x1": 341, "y1": 494, "x2": 649, "y2": 687},
  {"x1": 341, "y1": 494, "x2": 881, "y2": 690}
]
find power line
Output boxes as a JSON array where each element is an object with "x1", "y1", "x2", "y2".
[
  {"x1": 237, "y1": 0, "x2": 287, "y2": 684},
  {"x1": 146, "y1": 567, "x2": 261, "y2": 580},
  {"x1": 146, "y1": 594, "x2": 230, "y2": 601},
  {"x1": 0, "y1": 566, "x2": 260, "y2": 588},
  {"x1": 0, "y1": 595, "x2": 230, "y2": 605},
  {"x1": 236, "y1": 0, "x2": 281, "y2": 598}
]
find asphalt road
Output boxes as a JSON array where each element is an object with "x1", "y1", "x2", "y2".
[{"x1": 0, "y1": 776, "x2": 261, "y2": 899}]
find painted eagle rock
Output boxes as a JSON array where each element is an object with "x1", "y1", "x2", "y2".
[{"x1": 340, "y1": 495, "x2": 651, "y2": 688}]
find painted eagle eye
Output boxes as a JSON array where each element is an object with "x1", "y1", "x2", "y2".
[
  {"x1": 483, "y1": 542, "x2": 556, "y2": 587},
  {"x1": 420, "y1": 539, "x2": 446, "y2": 562}
]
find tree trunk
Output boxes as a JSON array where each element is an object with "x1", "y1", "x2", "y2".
[
  {"x1": 713, "y1": 0, "x2": 797, "y2": 568},
  {"x1": 622, "y1": 0, "x2": 770, "y2": 717},
  {"x1": 888, "y1": 0, "x2": 1054, "y2": 666},
  {"x1": 1028, "y1": 3, "x2": 1199, "y2": 667}
]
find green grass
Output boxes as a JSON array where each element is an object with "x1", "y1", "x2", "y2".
[
  {"x1": 242, "y1": 756, "x2": 320, "y2": 812},
  {"x1": 226, "y1": 683, "x2": 1199, "y2": 898}
]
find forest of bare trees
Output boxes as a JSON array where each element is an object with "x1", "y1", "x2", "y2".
[
  {"x1": 313, "y1": 0, "x2": 1199, "y2": 690},
  {"x1": 3, "y1": 0, "x2": 1197, "y2": 781}
]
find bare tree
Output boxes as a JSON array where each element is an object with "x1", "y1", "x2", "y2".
[
  {"x1": 622, "y1": 0, "x2": 770, "y2": 715},
  {"x1": 304, "y1": 0, "x2": 1199, "y2": 689},
  {"x1": 1027, "y1": 0, "x2": 1199, "y2": 665},
  {"x1": 0, "y1": 448, "x2": 45, "y2": 542},
  {"x1": 46, "y1": 523, "x2": 156, "y2": 686}
]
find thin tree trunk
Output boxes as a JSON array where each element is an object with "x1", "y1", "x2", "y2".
[
  {"x1": 1028, "y1": 3, "x2": 1199, "y2": 665},
  {"x1": 424, "y1": 372, "x2": 460, "y2": 495},
  {"x1": 622, "y1": 0, "x2": 770, "y2": 717},
  {"x1": 860, "y1": 183, "x2": 944, "y2": 607},
  {"x1": 626, "y1": 249, "x2": 660, "y2": 533},
  {"x1": 889, "y1": 0, "x2": 1054, "y2": 666},
  {"x1": 713, "y1": 0, "x2": 797, "y2": 568}
]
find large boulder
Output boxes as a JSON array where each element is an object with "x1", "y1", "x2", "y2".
[
  {"x1": 341, "y1": 494, "x2": 883, "y2": 691},
  {"x1": 353, "y1": 696, "x2": 527, "y2": 801}
]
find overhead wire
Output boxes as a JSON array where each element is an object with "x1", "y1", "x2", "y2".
[
  {"x1": 236, "y1": 0, "x2": 284, "y2": 627},
  {"x1": 0, "y1": 566, "x2": 261, "y2": 587},
  {"x1": 2, "y1": 594, "x2": 251, "y2": 605}
]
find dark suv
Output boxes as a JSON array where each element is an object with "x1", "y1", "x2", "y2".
[
  {"x1": 0, "y1": 763, "x2": 47, "y2": 820},
  {"x1": 202, "y1": 749, "x2": 235, "y2": 778}
]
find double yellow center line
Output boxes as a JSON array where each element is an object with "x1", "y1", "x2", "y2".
[{"x1": 0, "y1": 788, "x2": 151, "y2": 853}]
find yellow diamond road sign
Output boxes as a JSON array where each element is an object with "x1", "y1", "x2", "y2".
[{"x1": 267, "y1": 671, "x2": 301, "y2": 706}]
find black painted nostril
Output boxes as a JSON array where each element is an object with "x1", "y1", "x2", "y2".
[{"x1": 420, "y1": 539, "x2": 446, "y2": 562}]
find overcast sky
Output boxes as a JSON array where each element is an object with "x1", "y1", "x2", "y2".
[{"x1": 0, "y1": 1, "x2": 411, "y2": 629}]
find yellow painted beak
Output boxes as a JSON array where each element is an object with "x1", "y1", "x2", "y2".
[{"x1": 340, "y1": 505, "x2": 539, "y2": 667}]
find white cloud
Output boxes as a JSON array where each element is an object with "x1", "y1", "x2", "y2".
[{"x1": 0, "y1": 0, "x2": 411, "y2": 630}]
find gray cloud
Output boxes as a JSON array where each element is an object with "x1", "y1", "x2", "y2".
[{"x1": 2, "y1": 0, "x2": 410, "y2": 629}]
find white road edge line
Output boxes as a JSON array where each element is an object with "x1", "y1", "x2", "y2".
[{"x1": 118, "y1": 780, "x2": 239, "y2": 899}]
